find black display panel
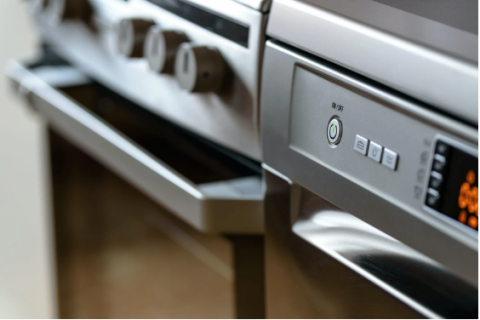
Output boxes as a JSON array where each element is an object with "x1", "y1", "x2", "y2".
[
  {"x1": 425, "y1": 140, "x2": 478, "y2": 231},
  {"x1": 146, "y1": 0, "x2": 250, "y2": 48}
]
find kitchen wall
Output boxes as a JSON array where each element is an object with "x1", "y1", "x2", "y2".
[{"x1": 0, "y1": 0, "x2": 56, "y2": 317}]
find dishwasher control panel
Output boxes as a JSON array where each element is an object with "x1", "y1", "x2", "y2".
[{"x1": 282, "y1": 59, "x2": 478, "y2": 239}]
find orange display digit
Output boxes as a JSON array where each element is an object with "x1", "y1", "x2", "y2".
[
  {"x1": 467, "y1": 170, "x2": 476, "y2": 185},
  {"x1": 468, "y1": 186, "x2": 478, "y2": 214},
  {"x1": 458, "y1": 170, "x2": 478, "y2": 227},
  {"x1": 468, "y1": 216, "x2": 478, "y2": 229},
  {"x1": 458, "y1": 182, "x2": 469, "y2": 209}
]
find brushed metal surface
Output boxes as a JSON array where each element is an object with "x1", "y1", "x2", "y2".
[
  {"x1": 267, "y1": 0, "x2": 478, "y2": 123},
  {"x1": 372, "y1": 0, "x2": 477, "y2": 35},
  {"x1": 30, "y1": 0, "x2": 266, "y2": 160},
  {"x1": 264, "y1": 167, "x2": 478, "y2": 318},
  {"x1": 260, "y1": 41, "x2": 478, "y2": 286},
  {"x1": 7, "y1": 60, "x2": 264, "y2": 235}
]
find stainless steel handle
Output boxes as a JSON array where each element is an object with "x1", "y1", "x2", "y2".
[
  {"x1": 263, "y1": 167, "x2": 477, "y2": 318},
  {"x1": 7, "y1": 60, "x2": 263, "y2": 234},
  {"x1": 290, "y1": 197, "x2": 479, "y2": 318}
]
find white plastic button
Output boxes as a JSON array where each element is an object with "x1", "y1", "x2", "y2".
[
  {"x1": 354, "y1": 135, "x2": 369, "y2": 155},
  {"x1": 368, "y1": 141, "x2": 383, "y2": 162},
  {"x1": 327, "y1": 118, "x2": 342, "y2": 145},
  {"x1": 382, "y1": 148, "x2": 398, "y2": 170}
]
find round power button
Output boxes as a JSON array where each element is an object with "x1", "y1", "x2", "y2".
[{"x1": 327, "y1": 118, "x2": 342, "y2": 145}]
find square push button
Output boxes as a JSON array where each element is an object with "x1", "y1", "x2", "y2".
[
  {"x1": 382, "y1": 148, "x2": 398, "y2": 170},
  {"x1": 432, "y1": 154, "x2": 447, "y2": 174},
  {"x1": 354, "y1": 135, "x2": 369, "y2": 155},
  {"x1": 429, "y1": 171, "x2": 443, "y2": 190},
  {"x1": 368, "y1": 142, "x2": 383, "y2": 162},
  {"x1": 426, "y1": 188, "x2": 440, "y2": 210},
  {"x1": 435, "y1": 141, "x2": 450, "y2": 157}
]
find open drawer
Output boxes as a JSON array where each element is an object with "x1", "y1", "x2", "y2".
[{"x1": 7, "y1": 57, "x2": 263, "y2": 235}]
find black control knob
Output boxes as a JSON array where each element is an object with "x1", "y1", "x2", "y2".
[
  {"x1": 117, "y1": 18, "x2": 156, "y2": 58},
  {"x1": 44, "y1": 0, "x2": 93, "y2": 25},
  {"x1": 144, "y1": 26, "x2": 189, "y2": 74},
  {"x1": 174, "y1": 44, "x2": 226, "y2": 93}
]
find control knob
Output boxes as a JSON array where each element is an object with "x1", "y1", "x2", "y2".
[
  {"x1": 44, "y1": 0, "x2": 93, "y2": 25},
  {"x1": 174, "y1": 44, "x2": 226, "y2": 93},
  {"x1": 117, "y1": 18, "x2": 156, "y2": 58},
  {"x1": 144, "y1": 26, "x2": 189, "y2": 74}
]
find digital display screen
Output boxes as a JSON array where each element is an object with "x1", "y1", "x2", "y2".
[
  {"x1": 426, "y1": 140, "x2": 478, "y2": 231},
  {"x1": 441, "y1": 148, "x2": 478, "y2": 229}
]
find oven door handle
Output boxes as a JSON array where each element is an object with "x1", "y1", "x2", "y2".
[{"x1": 7, "y1": 60, "x2": 263, "y2": 234}]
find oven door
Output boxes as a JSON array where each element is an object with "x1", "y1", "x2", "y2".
[
  {"x1": 7, "y1": 52, "x2": 264, "y2": 318},
  {"x1": 264, "y1": 167, "x2": 478, "y2": 318}
]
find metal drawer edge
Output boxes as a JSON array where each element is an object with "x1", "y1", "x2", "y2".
[{"x1": 6, "y1": 59, "x2": 264, "y2": 235}]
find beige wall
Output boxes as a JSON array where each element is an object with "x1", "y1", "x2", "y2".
[{"x1": 0, "y1": 0, "x2": 56, "y2": 318}]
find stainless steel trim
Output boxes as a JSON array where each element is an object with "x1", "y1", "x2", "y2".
[
  {"x1": 267, "y1": 0, "x2": 478, "y2": 123},
  {"x1": 7, "y1": 60, "x2": 264, "y2": 234},
  {"x1": 264, "y1": 166, "x2": 477, "y2": 318},
  {"x1": 291, "y1": 199, "x2": 440, "y2": 318}
]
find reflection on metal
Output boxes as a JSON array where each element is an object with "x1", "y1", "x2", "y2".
[
  {"x1": 260, "y1": 42, "x2": 478, "y2": 286},
  {"x1": 264, "y1": 167, "x2": 478, "y2": 318},
  {"x1": 294, "y1": 211, "x2": 428, "y2": 263},
  {"x1": 7, "y1": 59, "x2": 264, "y2": 235},
  {"x1": 31, "y1": 0, "x2": 266, "y2": 160},
  {"x1": 267, "y1": 0, "x2": 478, "y2": 121}
]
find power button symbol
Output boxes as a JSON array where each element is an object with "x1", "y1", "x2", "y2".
[{"x1": 327, "y1": 118, "x2": 342, "y2": 146}]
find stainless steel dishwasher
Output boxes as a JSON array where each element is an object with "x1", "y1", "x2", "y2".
[{"x1": 260, "y1": 0, "x2": 477, "y2": 317}]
